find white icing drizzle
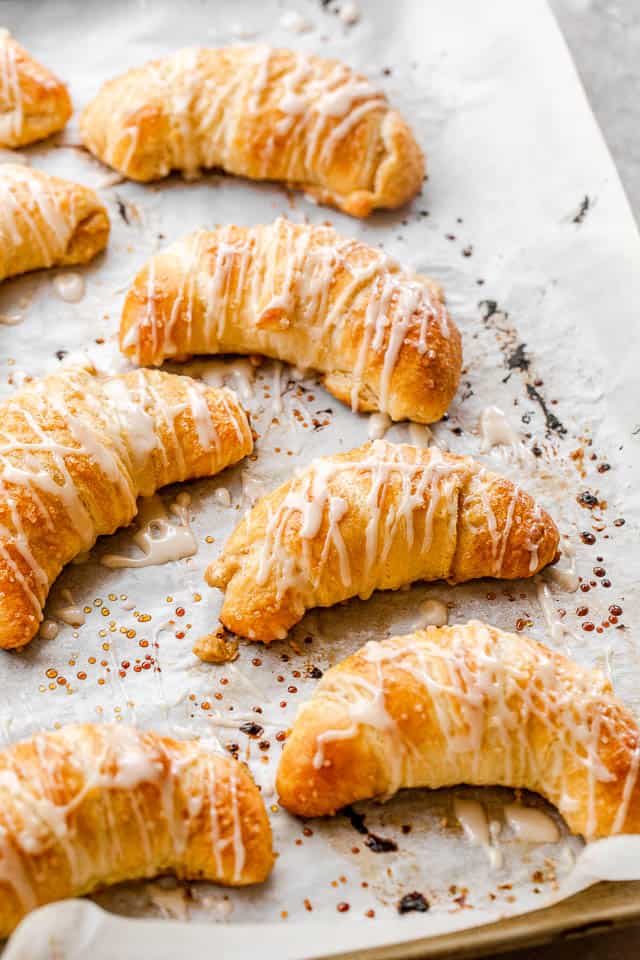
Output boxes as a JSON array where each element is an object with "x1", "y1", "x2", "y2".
[
  {"x1": 0, "y1": 369, "x2": 244, "y2": 628},
  {"x1": 417, "y1": 598, "x2": 448, "y2": 627},
  {"x1": 50, "y1": 589, "x2": 86, "y2": 628},
  {"x1": 124, "y1": 220, "x2": 447, "y2": 415},
  {"x1": 213, "y1": 486, "x2": 232, "y2": 508},
  {"x1": 101, "y1": 45, "x2": 390, "y2": 187},
  {"x1": 308, "y1": 621, "x2": 637, "y2": 839},
  {"x1": 338, "y1": 2, "x2": 361, "y2": 25},
  {"x1": 454, "y1": 796, "x2": 502, "y2": 865},
  {"x1": 504, "y1": 803, "x2": 560, "y2": 843},
  {"x1": 408, "y1": 422, "x2": 435, "y2": 448},
  {"x1": 101, "y1": 493, "x2": 197, "y2": 569},
  {"x1": 543, "y1": 536, "x2": 579, "y2": 592},
  {"x1": 480, "y1": 406, "x2": 520, "y2": 452},
  {"x1": 247, "y1": 442, "x2": 529, "y2": 621},
  {"x1": 0, "y1": 165, "x2": 76, "y2": 276},
  {"x1": 536, "y1": 578, "x2": 579, "y2": 649},
  {"x1": 53, "y1": 272, "x2": 85, "y2": 303},
  {"x1": 0, "y1": 725, "x2": 247, "y2": 908},
  {"x1": 367, "y1": 412, "x2": 391, "y2": 440},
  {"x1": 280, "y1": 11, "x2": 313, "y2": 33},
  {"x1": 0, "y1": 31, "x2": 24, "y2": 143},
  {"x1": 184, "y1": 358, "x2": 255, "y2": 406}
]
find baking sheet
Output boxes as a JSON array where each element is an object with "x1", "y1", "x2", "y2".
[{"x1": 1, "y1": 0, "x2": 640, "y2": 955}]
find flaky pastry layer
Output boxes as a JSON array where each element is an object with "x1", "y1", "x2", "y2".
[
  {"x1": 0, "y1": 723, "x2": 273, "y2": 937},
  {"x1": 205, "y1": 441, "x2": 559, "y2": 644},
  {"x1": 80, "y1": 45, "x2": 424, "y2": 216},
  {"x1": 0, "y1": 367, "x2": 252, "y2": 650},
  {"x1": 277, "y1": 620, "x2": 640, "y2": 839},
  {"x1": 120, "y1": 219, "x2": 461, "y2": 423}
]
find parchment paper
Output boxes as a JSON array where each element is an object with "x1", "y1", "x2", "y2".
[{"x1": 1, "y1": 0, "x2": 639, "y2": 956}]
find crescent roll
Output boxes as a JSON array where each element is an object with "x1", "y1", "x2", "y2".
[
  {"x1": 0, "y1": 366, "x2": 252, "y2": 651},
  {"x1": 0, "y1": 164, "x2": 110, "y2": 283},
  {"x1": 120, "y1": 219, "x2": 461, "y2": 424},
  {"x1": 276, "y1": 621, "x2": 640, "y2": 841},
  {"x1": 0, "y1": 30, "x2": 72, "y2": 147},
  {"x1": 205, "y1": 441, "x2": 559, "y2": 644},
  {"x1": 80, "y1": 45, "x2": 424, "y2": 217},
  {"x1": 0, "y1": 722, "x2": 273, "y2": 937}
]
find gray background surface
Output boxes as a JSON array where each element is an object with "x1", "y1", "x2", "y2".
[{"x1": 507, "y1": 2, "x2": 639, "y2": 957}]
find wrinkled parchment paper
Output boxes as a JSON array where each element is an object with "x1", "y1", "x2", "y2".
[{"x1": 1, "y1": 0, "x2": 640, "y2": 956}]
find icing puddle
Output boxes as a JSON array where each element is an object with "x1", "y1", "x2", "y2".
[{"x1": 101, "y1": 493, "x2": 197, "y2": 569}]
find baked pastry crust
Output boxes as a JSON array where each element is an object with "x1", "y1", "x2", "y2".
[
  {"x1": 120, "y1": 219, "x2": 461, "y2": 424},
  {"x1": 205, "y1": 441, "x2": 559, "y2": 644},
  {"x1": 276, "y1": 620, "x2": 640, "y2": 840},
  {"x1": 0, "y1": 722, "x2": 273, "y2": 937},
  {"x1": 0, "y1": 30, "x2": 72, "y2": 147},
  {"x1": 80, "y1": 45, "x2": 424, "y2": 216},
  {"x1": 0, "y1": 367, "x2": 252, "y2": 650},
  {"x1": 0, "y1": 164, "x2": 109, "y2": 282}
]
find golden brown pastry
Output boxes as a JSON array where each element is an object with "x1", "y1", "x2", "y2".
[
  {"x1": 0, "y1": 722, "x2": 273, "y2": 937},
  {"x1": 120, "y1": 219, "x2": 461, "y2": 424},
  {"x1": 0, "y1": 30, "x2": 72, "y2": 147},
  {"x1": 0, "y1": 164, "x2": 109, "y2": 282},
  {"x1": 276, "y1": 621, "x2": 640, "y2": 840},
  {"x1": 80, "y1": 45, "x2": 424, "y2": 216},
  {"x1": 204, "y1": 441, "x2": 559, "y2": 644},
  {"x1": 0, "y1": 366, "x2": 252, "y2": 651}
]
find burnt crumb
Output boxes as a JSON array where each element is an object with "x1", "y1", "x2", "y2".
[
  {"x1": 581, "y1": 531, "x2": 596, "y2": 544},
  {"x1": 115, "y1": 195, "x2": 130, "y2": 224},
  {"x1": 157, "y1": 232, "x2": 166, "y2": 242},
  {"x1": 451, "y1": 426, "x2": 463, "y2": 436},
  {"x1": 306, "y1": 664, "x2": 323, "y2": 679},
  {"x1": 460, "y1": 381, "x2": 474, "y2": 402},
  {"x1": 445, "y1": 233, "x2": 456, "y2": 241},
  {"x1": 577, "y1": 491, "x2": 599, "y2": 509},
  {"x1": 572, "y1": 195, "x2": 591, "y2": 224},
  {"x1": 462, "y1": 245, "x2": 473, "y2": 257},
  {"x1": 55, "y1": 349, "x2": 68, "y2": 361},
  {"x1": 343, "y1": 806, "x2": 398, "y2": 852},
  {"x1": 532, "y1": 445, "x2": 543, "y2": 457},
  {"x1": 239, "y1": 721, "x2": 264, "y2": 737},
  {"x1": 597, "y1": 462, "x2": 611, "y2": 473},
  {"x1": 526, "y1": 384, "x2": 566, "y2": 436},
  {"x1": 521, "y1": 412, "x2": 532, "y2": 424},
  {"x1": 507, "y1": 342, "x2": 530, "y2": 372},
  {"x1": 479, "y1": 299, "x2": 501, "y2": 321},
  {"x1": 343, "y1": 806, "x2": 368, "y2": 835},
  {"x1": 226, "y1": 742, "x2": 240, "y2": 758},
  {"x1": 382, "y1": 67, "x2": 392, "y2": 76},
  {"x1": 365, "y1": 833, "x2": 398, "y2": 853},
  {"x1": 398, "y1": 892, "x2": 429, "y2": 914},
  {"x1": 419, "y1": 209, "x2": 429, "y2": 218},
  {"x1": 401, "y1": 824, "x2": 412, "y2": 834}
]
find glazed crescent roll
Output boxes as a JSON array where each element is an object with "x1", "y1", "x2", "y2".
[
  {"x1": 204, "y1": 441, "x2": 559, "y2": 644},
  {"x1": 276, "y1": 621, "x2": 640, "y2": 841},
  {"x1": 0, "y1": 30, "x2": 72, "y2": 147},
  {"x1": 0, "y1": 722, "x2": 273, "y2": 937},
  {"x1": 80, "y1": 45, "x2": 424, "y2": 217},
  {"x1": 0, "y1": 366, "x2": 252, "y2": 651},
  {"x1": 120, "y1": 219, "x2": 461, "y2": 424},
  {"x1": 0, "y1": 164, "x2": 110, "y2": 282}
]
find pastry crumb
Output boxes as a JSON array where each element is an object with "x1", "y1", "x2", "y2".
[{"x1": 193, "y1": 628, "x2": 239, "y2": 663}]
